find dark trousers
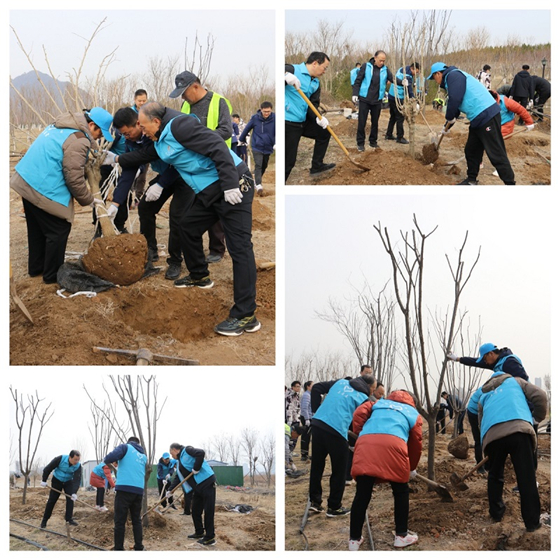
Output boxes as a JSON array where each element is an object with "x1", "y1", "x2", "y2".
[
  {"x1": 22, "y1": 198, "x2": 72, "y2": 284},
  {"x1": 180, "y1": 179, "x2": 257, "y2": 319},
  {"x1": 138, "y1": 177, "x2": 194, "y2": 266},
  {"x1": 386, "y1": 97, "x2": 405, "y2": 139},
  {"x1": 465, "y1": 114, "x2": 515, "y2": 184},
  {"x1": 114, "y1": 490, "x2": 144, "y2": 551},
  {"x1": 513, "y1": 96, "x2": 529, "y2": 123},
  {"x1": 357, "y1": 100, "x2": 382, "y2": 146},
  {"x1": 346, "y1": 448, "x2": 354, "y2": 482},
  {"x1": 183, "y1": 488, "x2": 192, "y2": 514},
  {"x1": 485, "y1": 432, "x2": 541, "y2": 529},
  {"x1": 96, "y1": 486, "x2": 106, "y2": 507},
  {"x1": 468, "y1": 410, "x2": 483, "y2": 465},
  {"x1": 208, "y1": 221, "x2": 226, "y2": 257},
  {"x1": 436, "y1": 411, "x2": 447, "y2": 434},
  {"x1": 191, "y1": 481, "x2": 216, "y2": 538},
  {"x1": 456, "y1": 410, "x2": 466, "y2": 435},
  {"x1": 309, "y1": 425, "x2": 348, "y2": 510},
  {"x1": 300, "y1": 423, "x2": 312, "y2": 457},
  {"x1": 285, "y1": 118, "x2": 331, "y2": 180},
  {"x1": 41, "y1": 476, "x2": 75, "y2": 523},
  {"x1": 252, "y1": 151, "x2": 271, "y2": 185},
  {"x1": 133, "y1": 165, "x2": 149, "y2": 199},
  {"x1": 350, "y1": 476, "x2": 409, "y2": 540},
  {"x1": 157, "y1": 479, "x2": 173, "y2": 508}
]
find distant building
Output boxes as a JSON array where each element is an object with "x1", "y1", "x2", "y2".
[{"x1": 534, "y1": 377, "x2": 542, "y2": 388}]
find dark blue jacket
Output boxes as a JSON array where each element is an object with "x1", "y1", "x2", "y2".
[
  {"x1": 239, "y1": 110, "x2": 275, "y2": 154},
  {"x1": 460, "y1": 347, "x2": 529, "y2": 381}
]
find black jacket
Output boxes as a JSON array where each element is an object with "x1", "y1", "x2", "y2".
[{"x1": 510, "y1": 70, "x2": 534, "y2": 99}]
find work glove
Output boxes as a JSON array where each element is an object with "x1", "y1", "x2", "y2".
[
  {"x1": 416, "y1": 103, "x2": 421, "y2": 112},
  {"x1": 528, "y1": 99, "x2": 534, "y2": 109},
  {"x1": 441, "y1": 119, "x2": 456, "y2": 134},
  {"x1": 285, "y1": 72, "x2": 301, "y2": 89},
  {"x1": 273, "y1": 145, "x2": 276, "y2": 151},
  {"x1": 447, "y1": 352, "x2": 458, "y2": 362},
  {"x1": 145, "y1": 183, "x2": 163, "y2": 202},
  {"x1": 166, "y1": 491, "x2": 173, "y2": 499},
  {"x1": 107, "y1": 204, "x2": 119, "y2": 220},
  {"x1": 165, "y1": 473, "x2": 171, "y2": 481},
  {"x1": 90, "y1": 198, "x2": 104, "y2": 209},
  {"x1": 40, "y1": 481, "x2": 48, "y2": 488},
  {"x1": 409, "y1": 470, "x2": 417, "y2": 480},
  {"x1": 103, "y1": 151, "x2": 118, "y2": 166},
  {"x1": 401, "y1": 78, "x2": 409, "y2": 87},
  {"x1": 305, "y1": 419, "x2": 311, "y2": 427},
  {"x1": 192, "y1": 469, "x2": 200, "y2": 475},
  {"x1": 352, "y1": 95, "x2": 359, "y2": 104},
  {"x1": 71, "y1": 493, "x2": 78, "y2": 502},
  {"x1": 224, "y1": 188, "x2": 243, "y2": 205},
  {"x1": 316, "y1": 116, "x2": 329, "y2": 129},
  {"x1": 526, "y1": 124, "x2": 535, "y2": 131}
]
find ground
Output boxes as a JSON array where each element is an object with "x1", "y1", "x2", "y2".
[
  {"x1": 286, "y1": 106, "x2": 551, "y2": 186},
  {"x1": 285, "y1": 426, "x2": 551, "y2": 551},
  {"x1": 9, "y1": 158, "x2": 275, "y2": 366},
  {"x1": 9, "y1": 482, "x2": 275, "y2": 551}
]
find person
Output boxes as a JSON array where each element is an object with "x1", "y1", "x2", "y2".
[
  {"x1": 10, "y1": 108, "x2": 112, "y2": 284},
  {"x1": 352, "y1": 50, "x2": 393, "y2": 151},
  {"x1": 90, "y1": 461, "x2": 116, "y2": 512},
  {"x1": 349, "y1": 390, "x2": 422, "y2": 550},
  {"x1": 114, "y1": 102, "x2": 259, "y2": 337},
  {"x1": 130, "y1": 89, "x2": 150, "y2": 202},
  {"x1": 285, "y1": 51, "x2": 336, "y2": 180},
  {"x1": 488, "y1": 90, "x2": 534, "y2": 137},
  {"x1": 466, "y1": 386, "x2": 486, "y2": 472},
  {"x1": 285, "y1": 380, "x2": 302, "y2": 452},
  {"x1": 477, "y1": 367, "x2": 547, "y2": 531},
  {"x1": 476, "y1": 65, "x2": 492, "y2": 89},
  {"x1": 371, "y1": 383, "x2": 385, "y2": 402},
  {"x1": 350, "y1": 62, "x2": 361, "y2": 86},
  {"x1": 308, "y1": 374, "x2": 376, "y2": 517},
  {"x1": 436, "y1": 397, "x2": 450, "y2": 434},
  {"x1": 239, "y1": 101, "x2": 275, "y2": 197},
  {"x1": 40, "y1": 450, "x2": 82, "y2": 528},
  {"x1": 385, "y1": 62, "x2": 420, "y2": 144},
  {"x1": 170, "y1": 70, "x2": 233, "y2": 264},
  {"x1": 426, "y1": 62, "x2": 515, "y2": 185},
  {"x1": 510, "y1": 65, "x2": 534, "y2": 121},
  {"x1": 168, "y1": 442, "x2": 217, "y2": 546},
  {"x1": 104, "y1": 436, "x2": 147, "y2": 551},
  {"x1": 231, "y1": 113, "x2": 241, "y2": 154},
  {"x1": 299, "y1": 381, "x2": 314, "y2": 461},
  {"x1": 157, "y1": 452, "x2": 178, "y2": 510},
  {"x1": 110, "y1": 107, "x2": 193, "y2": 280},
  {"x1": 233, "y1": 114, "x2": 248, "y2": 164},
  {"x1": 530, "y1": 75, "x2": 551, "y2": 121},
  {"x1": 441, "y1": 391, "x2": 465, "y2": 435},
  {"x1": 131, "y1": 89, "x2": 148, "y2": 113}
]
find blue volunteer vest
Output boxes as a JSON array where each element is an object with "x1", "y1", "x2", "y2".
[
  {"x1": 350, "y1": 67, "x2": 360, "y2": 86},
  {"x1": 359, "y1": 399, "x2": 419, "y2": 442},
  {"x1": 157, "y1": 459, "x2": 177, "y2": 480},
  {"x1": 313, "y1": 379, "x2": 369, "y2": 439},
  {"x1": 285, "y1": 62, "x2": 320, "y2": 122},
  {"x1": 53, "y1": 455, "x2": 81, "y2": 482},
  {"x1": 15, "y1": 125, "x2": 87, "y2": 207},
  {"x1": 178, "y1": 448, "x2": 214, "y2": 494},
  {"x1": 443, "y1": 69, "x2": 496, "y2": 121},
  {"x1": 116, "y1": 443, "x2": 147, "y2": 490},
  {"x1": 389, "y1": 67, "x2": 410, "y2": 100},
  {"x1": 154, "y1": 115, "x2": 241, "y2": 194},
  {"x1": 467, "y1": 386, "x2": 483, "y2": 414},
  {"x1": 493, "y1": 353, "x2": 522, "y2": 373},
  {"x1": 359, "y1": 63, "x2": 388, "y2": 100},
  {"x1": 479, "y1": 375, "x2": 533, "y2": 442},
  {"x1": 498, "y1": 96, "x2": 515, "y2": 125}
]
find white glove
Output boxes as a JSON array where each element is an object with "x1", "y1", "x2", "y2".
[
  {"x1": 305, "y1": 419, "x2": 311, "y2": 427},
  {"x1": 103, "y1": 151, "x2": 118, "y2": 166},
  {"x1": 165, "y1": 473, "x2": 171, "y2": 481},
  {"x1": 71, "y1": 493, "x2": 78, "y2": 502},
  {"x1": 107, "y1": 204, "x2": 119, "y2": 220},
  {"x1": 90, "y1": 198, "x2": 104, "y2": 209},
  {"x1": 447, "y1": 352, "x2": 458, "y2": 361},
  {"x1": 40, "y1": 481, "x2": 48, "y2": 488},
  {"x1": 316, "y1": 116, "x2": 329, "y2": 129},
  {"x1": 224, "y1": 188, "x2": 243, "y2": 205},
  {"x1": 166, "y1": 491, "x2": 173, "y2": 499},
  {"x1": 409, "y1": 470, "x2": 417, "y2": 480},
  {"x1": 526, "y1": 124, "x2": 535, "y2": 131},
  {"x1": 273, "y1": 145, "x2": 276, "y2": 151},
  {"x1": 145, "y1": 183, "x2": 163, "y2": 202},
  {"x1": 528, "y1": 100, "x2": 534, "y2": 109},
  {"x1": 352, "y1": 96, "x2": 359, "y2": 104},
  {"x1": 192, "y1": 469, "x2": 200, "y2": 475},
  {"x1": 402, "y1": 78, "x2": 409, "y2": 87},
  {"x1": 441, "y1": 119, "x2": 455, "y2": 134},
  {"x1": 285, "y1": 72, "x2": 301, "y2": 89},
  {"x1": 416, "y1": 103, "x2": 421, "y2": 112}
]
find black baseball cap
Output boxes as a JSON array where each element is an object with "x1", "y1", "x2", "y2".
[{"x1": 169, "y1": 71, "x2": 198, "y2": 98}]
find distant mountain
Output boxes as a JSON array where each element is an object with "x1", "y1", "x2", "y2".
[{"x1": 10, "y1": 70, "x2": 73, "y2": 104}]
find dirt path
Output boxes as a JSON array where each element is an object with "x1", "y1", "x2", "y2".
[{"x1": 286, "y1": 107, "x2": 551, "y2": 186}]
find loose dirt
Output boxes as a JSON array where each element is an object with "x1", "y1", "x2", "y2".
[
  {"x1": 286, "y1": 427, "x2": 551, "y2": 551},
  {"x1": 286, "y1": 108, "x2": 551, "y2": 185},
  {"x1": 9, "y1": 158, "x2": 276, "y2": 366},
  {"x1": 9, "y1": 483, "x2": 275, "y2": 551}
]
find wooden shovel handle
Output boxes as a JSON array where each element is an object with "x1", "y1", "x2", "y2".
[{"x1": 462, "y1": 456, "x2": 489, "y2": 481}]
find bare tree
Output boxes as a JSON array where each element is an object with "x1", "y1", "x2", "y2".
[
  {"x1": 183, "y1": 31, "x2": 215, "y2": 84},
  {"x1": 240, "y1": 428, "x2": 259, "y2": 487},
  {"x1": 285, "y1": 349, "x2": 356, "y2": 386},
  {"x1": 209, "y1": 434, "x2": 230, "y2": 464},
  {"x1": 10, "y1": 387, "x2": 54, "y2": 504},
  {"x1": 227, "y1": 434, "x2": 241, "y2": 467},
  {"x1": 258, "y1": 432, "x2": 275, "y2": 488}
]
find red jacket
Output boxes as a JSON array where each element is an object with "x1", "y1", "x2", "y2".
[
  {"x1": 89, "y1": 464, "x2": 115, "y2": 489},
  {"x1": 351, "y1": 390, "x2": 423, "y2": 483},
  {"x1": 497, "y1": 94, "x2": 534, "y2": 136}
]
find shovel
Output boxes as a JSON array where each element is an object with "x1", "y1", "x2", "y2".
[
  {"x1": 422, "y1": 121, "x2": 453, "y2": 164},
  {"x1": 294, "y1": 87, "x2": 370, "y2": 172},
  {"x1": 10, "y1": 263, "x2": 34, "y2": 324},
  {"x1": 413, "y1": 473, "x2": 454, "y2": 502},
  {"x1": 142, "y1": 472, "x2": 194, "y2": 518},
  {"x1": 450, "y1": 457, "x2": 489, "y2": 491}
]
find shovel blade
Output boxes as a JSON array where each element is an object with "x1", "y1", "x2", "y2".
[{"x1": 450, "y1": 472, "x2": 469, "y2": 491}]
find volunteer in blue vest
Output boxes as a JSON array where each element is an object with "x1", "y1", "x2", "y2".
[
  {"x1": 350, "y1": 62, "x2": 362, "y2": 86},
  {"x1": 385, "y1": 62, "x2": 420, "y2": 144},
  {"x1": 89, "y1": 461, "x2": 116, "y2": 512},
  {"x1": 352, "y1": 50, "x2": 394, "y2": 151},
  {"x1": 466, "y1": 387, "x2": 486, "y2": 472},
  {"x1": 132, "y1": 89, "x2": 148, "y2": 113},
  {"x1": 40, "y1": 450, "x2": 82, "y2": 528},
  {"x1": 170, "y1": 71, "x2": 232, "y2": 265},
  {"x1": 349, "y1": 390, "x2": 422, "y2": 550},
  {"x1": 157, "y1": 452, "x2": 178, "y2": 510},
  {"x1": 104, "y1": 436, "x2": 147, "y2": 551},
  {"x1": 308, "y1": 374, "x2": 376, "y2": 517},
  {"x1": 477, "y1": 367, "x2": 547, "y2": 531},
  {"x1": 426, "y1": 62, "x2": 515, "y2": 185},
  {"x1": 285, "y1": 51, "x2": 336, "y2": 181},
  {"x1": 10, "y1": 108, "x2": 112, "y2": 284},
  {"x1": 114, "y1": 102, "x2": 259, "y2": 337},
  {"x1": 168, "y1": 443, "x2": 217, "y2": 546},
  {"x1": 109, "y1": 107, "x2": 194, "y2": 280},
  {"x1": 130, "y1": 89, "x2": 149, "y2": 201}
]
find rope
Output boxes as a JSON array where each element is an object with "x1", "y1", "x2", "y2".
[{"x1": 56, "y1": 289, "x2": 98, "y2": 299}]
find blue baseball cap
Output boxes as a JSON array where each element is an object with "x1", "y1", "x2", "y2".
[
  {"x1": 427, "y1": 62, "x2": 447, "y2": 80},
  {"x1": 87, "y1": 107, "x2": 114, "y2": 142},
  {"x1": 476, "y1": 342, "x2": 498, "y2": 363},
  {"x1": 162, "y1": 452, "x2": 170, "y2": 459}
]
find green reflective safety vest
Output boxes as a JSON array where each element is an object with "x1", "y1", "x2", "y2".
[{"x1": 181, "y1": 92, "x2": 233, "y2": 147}]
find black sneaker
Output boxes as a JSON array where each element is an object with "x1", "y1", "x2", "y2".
[
  {"x1": 326, "y1": 506, "x2": 351, "y2": 517},
  {"x1": 67, "y1": 519, "x2": 79, "y2": 526},
  {"x1": 174, "y1": 275, "x2": 214, "y2": 289},
  {"x1": 188, "y1": 532, "x2": 205, "y2": 539},
  {"x1": 396, "y1": 138, "x2": 409, "y2": 144},
  {"x1": 170, "y1": 504, "x2": 177, "y2": 510},
  {"x1": 165, "y1": 263, "x2": 181, "y2": 280},
  {"x1": 197, "y1": 536, "x2": 217, "y2": 546},
  {"x1": 526, "y1": 523, "x2": 542, "y2": 532},
  {"x1": 40, "y1": 521, "x2": 47, "y2": 529},
  {"x1": 148, "y1": 248, "x2": 159, "y2": 262},
  {"x1": 385, "y1": 134, "x2": 396, "y2": 140},
  {"x1": 309, "y1": 163, "x2": 336, "y2": 176},
  {"x1": 205, "y1": 253, "x2": 223, "y2": 264},
  {"x1": 214, "y1": 315, "x2": 261, "y2": 336},
  {"x1": 456, "y1": 179, "x2": 479, "y2": 185},
  {"x1": 357, "y1": 145, "x2": 365, "y2": 152},
  {"x1": 369, "y1": 142, "x2": 379, "y2": 148},
  {"x1": 309, "y1": 502, "x2": 324, "y2": 513}
]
